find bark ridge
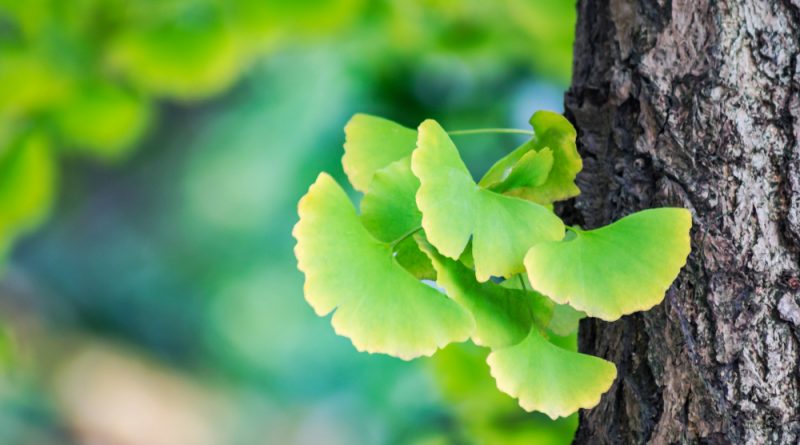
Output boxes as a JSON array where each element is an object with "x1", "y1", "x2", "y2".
[{"x1": 566, "y1": 0, "x2": 800, "y2": 443}]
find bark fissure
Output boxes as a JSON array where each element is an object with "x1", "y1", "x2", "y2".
[{"x1": 567, "y1": 0, "x2": 800, "y2": 443}]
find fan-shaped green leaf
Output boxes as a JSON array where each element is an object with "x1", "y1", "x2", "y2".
[
  {"x1": 548, "y1": 304, "x2": 585, "y2": 336},
  {"x1": 487, "y1": 327, "x2": 616, "y2": 419},
  {"x1": 479, "y1": 138, "x2": 534, "y2": 189},
  {"x1": 525, "y1": 208, "x2": 692, "y2": 321},
  {"x1": 359, "y1": 157, "x2": 431, "y2": 278},
  {"x1": 421, "y1": 243, "x2": 553, "y2": 349},
  {"x1": 430, "y1": 343, "x2": 579, "y2": 445},
  {"x1": 410, "y1": 119, "x2": 476, "y2": 258},
  {"x1": 472, "y1": 190, "x2": 564, "y2": 281},
  {"x1": 521, "y1": 111, "x2": 581, "y2": 203},
  {"x1": 394, "y1": 235, "x2": 436, "y2": 280},
  {"x1": 342, "y1": 114, "x2": 417, "y2": 192},
  {"x1": 479, "y1": 111, "x2": 581, "y2": 204},
  {"x1": 412, "y1": 119, "x2": 564, "y2": 281},
  {"x1": 500, "y1": 274, "x2": 584, "y2": 336},
  {"x1": 360, "y1": 157, "x2": 420, "y2": 243},
  {"x1": 488, "y1": 147, "x2": 553, "y2": 194},
  {"x1": 293, "y1": 173, "x2": 473, "y2": 360}
]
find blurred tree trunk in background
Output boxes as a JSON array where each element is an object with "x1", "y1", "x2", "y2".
[{"x1": 565, "y1": 0, "x2": 800, "y2": 443}]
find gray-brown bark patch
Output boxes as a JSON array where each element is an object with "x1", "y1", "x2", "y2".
[{"x1": 567, "y1": 0, "x2": 800, "y2": 443}]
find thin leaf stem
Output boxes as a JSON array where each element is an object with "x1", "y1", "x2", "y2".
[
  {"x1": 517, "y1": 274, "x2": 528, "y2": 292},
  {"x1": 391, "y1": 226, "x2": 423, "y2": 249},
  {"x1": 447, "y1": 128, "x2": 534, "y2": 136}
]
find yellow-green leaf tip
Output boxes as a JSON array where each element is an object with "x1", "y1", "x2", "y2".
[
  {"x1": 342, "y1": 114, "x2": 418, "y2": 192},
  {"x1": 412, "y1": 119, "x2": 564, "y2": 282},
  {"x1": 293, "y1": 173, "x2": 473, "y2": 360},
  {"x1": 487, "y1": 328, "x2": 617, "y2": 419},
  {"x1": 525, "y1": 208, "x2": 692, "y2": 321}
]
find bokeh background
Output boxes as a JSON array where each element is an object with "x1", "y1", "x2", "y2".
[{"x1": 0, "y1": 1, "x2": 578, "y2": 444}]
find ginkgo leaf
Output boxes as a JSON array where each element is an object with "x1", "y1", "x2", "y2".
[
  {"x1": 478, "y1": 138, "x2": 535, "y2": 189},
  {"x1": 548, "y1": 304, "x2": 585, "y2": 336},
  {"x1": 487, "y1": 327, "x2": 616, "y2": 419},
  {"x1": 421, "y1": 242, "x2": 553, "y2": 349},
  {"x1": 342, "y1": 114, "x2": 417, "y2": 192},
  {"x1": 479, "y1": 111, "x2": 581, "y2": 204},
  {"x1": 412, "y1": 119, "x2": 564, "y2": 282},
  {"x1": 429, "y1": 343, "x2": 580, "y2": 445},
  {"x1": 500, "y1": 274, "x2": 583, "y2": 336},
  {"x1": 394, "y1": 235, "x2": 436, "y2": 280},
  {"x1": 488, "y1": 147, "x2": 553, "y2": 194},
  {"x1": 293, "y1": 173, "x2": 473, "y2": 360},
  {"x1": 359, "y1": 157, "x2": 430, "y2": 278},
  {"x1": 360, "y1": 157, "x2": 420, "y2": 243},
  {"x1": 525, "y1": 208, "x2": 692, "y2": 321}
]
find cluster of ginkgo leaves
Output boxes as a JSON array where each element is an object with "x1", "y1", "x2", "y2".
[{"x1": 294, "y1": 111, "x2": 692, "y2": 419}]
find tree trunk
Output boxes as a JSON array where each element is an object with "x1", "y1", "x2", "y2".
[{"x1": 564, "y1": 0, "x2": 800, "y2": 443}]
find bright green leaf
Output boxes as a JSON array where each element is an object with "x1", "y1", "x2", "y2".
[
  {"x1": 488, "y1": 147, "x2": 553, "y2": 194},
  {"x1": 422, "y1": 242, "x2": 553, "y2": 349},
  {"x1": 293, "y1": 173, "x2": 473, "y2": 360},
  {"x1": 430, "y1": 343, "x2": 579, "y2": 445},
  {"x1": 412, "y1": 119, "x2": 564, "y2": 281},
  {"x1": 500, "y1": 274, "x2": 583, "y2": 336},
  {"x1": 359, "y1": 156, "x2": 431, "y2": 278},
  {"x1": 548, "y1": 303, "x2": 585, "y2": 336},
  {"x1": 394, "y1": 235, "x2": 436, "y2": 280},
  {"x1": 525, "y1": 208, "x2": 692, "y2": 321},
  {"x1": 360, "y1": 157, "x2": 420, "y2": 243},
  {"x1": 342, "y1": 114, "x2": 418, "y2": 192},
  {"x1": 410, "y1": 119, "x2": 476, "y2": 258},
  {"x1": 479, "y1": 111, "x2": 581, "y2": 204},
  {"x1": 487, "y1": 327, "x2": 616, "y2": 419}
]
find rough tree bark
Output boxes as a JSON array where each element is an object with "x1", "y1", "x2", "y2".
[{"x1": 564, "y1": 0, "x2": 800, "y2": 443}]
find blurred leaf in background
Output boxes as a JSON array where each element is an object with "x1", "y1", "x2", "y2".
[
  {"x1": 429, "y1": 343, "x2": 578, "y2": 445},
  {"x1": 0, "y1": 132, "x2": 55, "y2": 263},
  {"x1": 109, "y1": 0, "x2": 245, "y2": 100},
  {"x1": 51, "y1": 81, "x2": 152, "y2": 160},
  {"x1": 0, "y1": 0, "x2": 579, "y2": 443}
]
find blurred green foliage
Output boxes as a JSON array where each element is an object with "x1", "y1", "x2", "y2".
[
  {"x1": 0, "y1": 0, "x2": 578, "y2": 443},
  {"x1": 429, "y1": 343, "x2": 578, "y2": 445},
  {"x1": 0, "y1": 132, "x2": 55, "y2": 262},
  {"x1": 0, "y1": 0, "x2": 575, "y2": 263}
]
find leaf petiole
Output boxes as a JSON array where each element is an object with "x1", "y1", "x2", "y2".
[
  {"x1": 447, "y1": 128, "x2": 535, "y2": 136},
  {"x1": 517, "y1": 274, "x2": 528, "y2": 292},
  {"x1": 391, "y1": 226, "x2": 423, "y2": 249}
]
